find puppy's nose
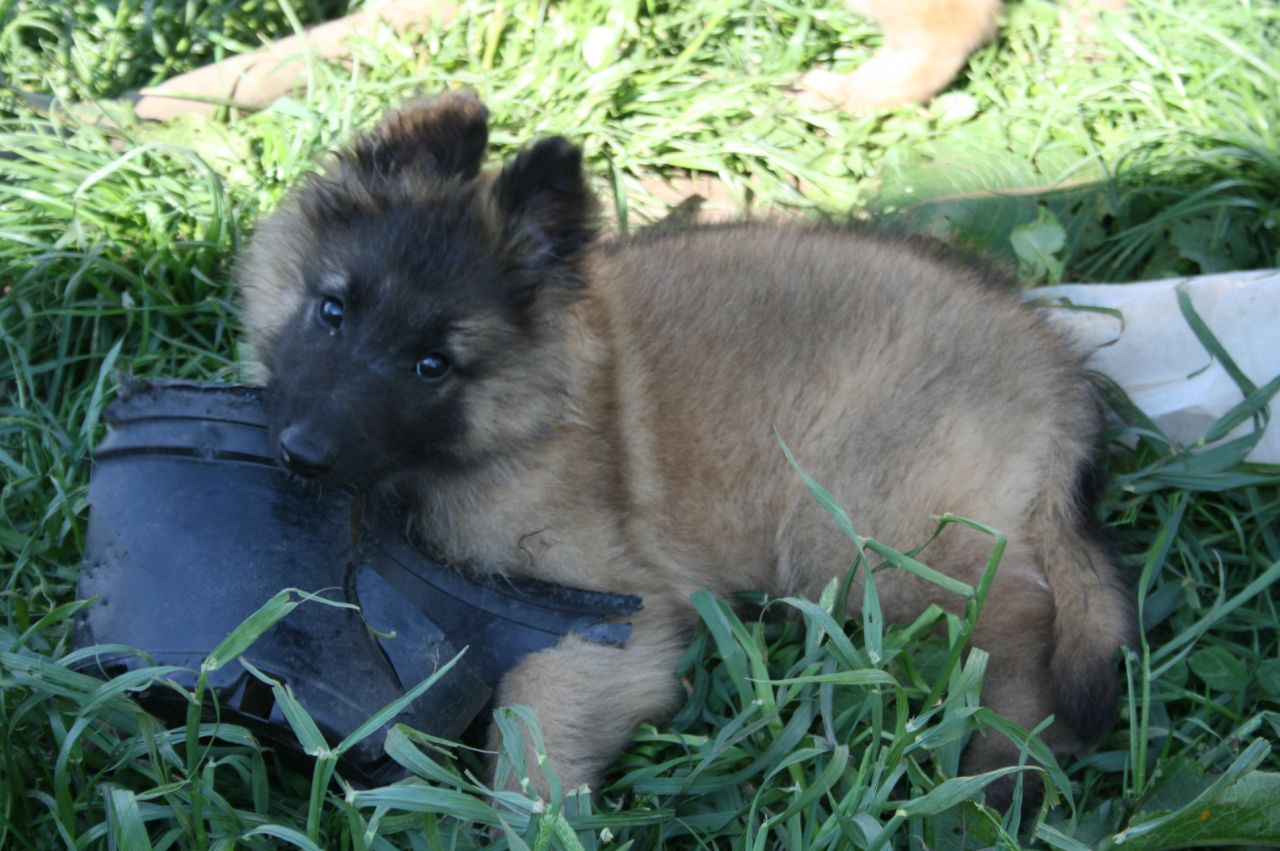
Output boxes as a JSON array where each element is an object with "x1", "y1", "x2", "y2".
[{"x1": 278, "y1": 426, "x2": 335, "y2": 479}]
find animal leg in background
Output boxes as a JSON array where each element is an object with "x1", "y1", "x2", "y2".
[{"x1": 797, "y1": 0, "x2": 1002, "y2": 111}]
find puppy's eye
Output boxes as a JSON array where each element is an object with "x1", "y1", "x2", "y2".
[
  {"x1": 415, "y1": 353, "x2": 451, "y2": 382},
  {"x1": 318, "y1": 296, "x2": 344, "y2": 329}
]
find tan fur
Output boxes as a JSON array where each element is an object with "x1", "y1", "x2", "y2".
[
  {"x1": 798, "y1": 0, "x2": 1002, "y2": 110},
  {"x1": 238, "y1": 102, "x2": 1134, "y2": 802},
  {"x1": 796, "y1": 0, "x2": 1125, "y2": 111},
  {"x1": 395, "y1": 226, "x2": 1129, "y2": 787}
]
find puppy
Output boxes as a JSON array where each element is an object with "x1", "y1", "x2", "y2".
[
  {"x1": 797, "y1": 0, "x2": 1124, "y2": 111},
  {"x1": 237, "y1": 93, "x2": 1134, "y2": 805}
]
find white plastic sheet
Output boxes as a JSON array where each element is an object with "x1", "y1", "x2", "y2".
[{"x1": 1032, "y1": 270, "x2": 1280, "y2": 464}]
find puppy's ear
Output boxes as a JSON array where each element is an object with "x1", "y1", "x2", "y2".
[
  {"x1": 495, "y1": 136, "x2": 598, "y2": 274},
  {"x1": 352, "y1": 91, "x2": 490, "y2": 183}
]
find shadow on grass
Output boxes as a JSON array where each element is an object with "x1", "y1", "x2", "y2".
[{"x1": 864, "y1": 138, "x2": 1280, "y2": 283}]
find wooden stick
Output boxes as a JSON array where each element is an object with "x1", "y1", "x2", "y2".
[{"x1": 100, "y1": 0, "x2": 746, "y2": 220}]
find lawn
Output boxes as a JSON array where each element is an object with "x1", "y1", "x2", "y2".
[{"x1": 1, "y1": 0, "x2": 1279, "y2": 847}]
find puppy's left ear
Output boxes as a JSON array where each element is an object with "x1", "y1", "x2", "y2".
[
  {"x1": 496, "y1": 136, "x2": 598, "y2": 274},
  {"x1": 355, "y1": 92, "x2": 490, "y2": 183}
]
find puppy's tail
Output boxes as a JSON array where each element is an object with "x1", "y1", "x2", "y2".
[{"x1": 1033, "y1": 460, "x2": 1136, "y2": 745}]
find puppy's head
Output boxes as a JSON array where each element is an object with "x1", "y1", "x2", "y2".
[{"x1": 236, "y1": 92, "x2": 599, "y2": 485}]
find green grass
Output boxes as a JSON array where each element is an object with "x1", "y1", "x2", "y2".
[{"x1": 2, "y1": 0, "x2": 1279, "y2": 847}]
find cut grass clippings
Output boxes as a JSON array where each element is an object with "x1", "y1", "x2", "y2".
[{"x1": 2, "y1": 0, "x2": 1279, "y2": 847}]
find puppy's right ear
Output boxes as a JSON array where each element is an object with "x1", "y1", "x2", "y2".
[{"x1": 350, "y1": 91, "x2": 490, "y2": 184}]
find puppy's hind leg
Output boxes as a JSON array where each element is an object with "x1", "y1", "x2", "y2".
[
  {"x1": 960, "y1": 570, "x2": 1063, "y2": 809},
  {"x1": 797, "y1": 0, "x2": 1002, "y2": 111},
  {"x1": 488, "y1": 612, "x2": 689, "y2": 797}
]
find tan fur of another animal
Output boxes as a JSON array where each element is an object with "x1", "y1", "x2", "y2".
[
  {"x1": 238, "y1": 97, "x2": 1133, "y2": 801},
  {"x1": 798, "y1": 0, "x2": 1002, "y2": 111},
  {"x1": 796, "y1": 0, "x2": 1126, "y2": 111}
]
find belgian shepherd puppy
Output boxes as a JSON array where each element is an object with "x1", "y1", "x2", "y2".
[{"x1": 237, "y1": 93, "x2": 1134, "y2": 805}]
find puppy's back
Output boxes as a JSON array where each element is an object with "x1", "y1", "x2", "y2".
[
  {"x1": 591, "y1": 224, "x2": 1094, "y2": 591},
  {"x1": 592, "y1": 223, "x2": 1131, "y2": 778}
]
